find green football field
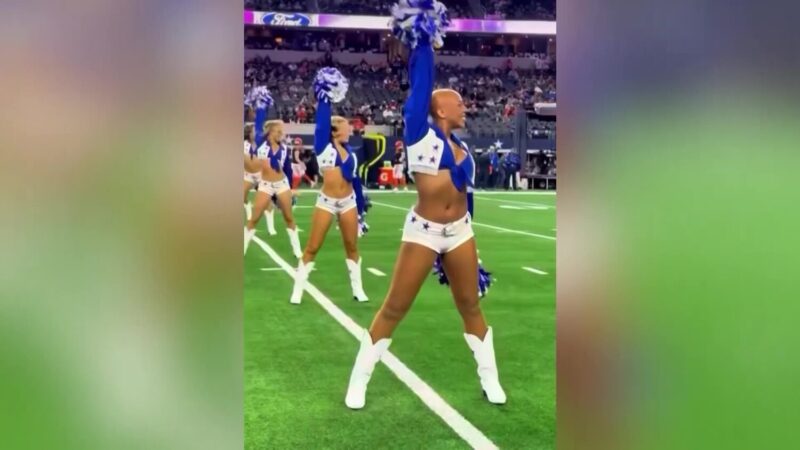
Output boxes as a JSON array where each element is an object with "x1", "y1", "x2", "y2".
[{"x1": 245, "y1": 189, "x2": 555, "y2": 449}]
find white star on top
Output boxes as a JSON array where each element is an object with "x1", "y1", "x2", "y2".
[{"x1": 493, "y1": 140, "x2": 503, "y2": 149}]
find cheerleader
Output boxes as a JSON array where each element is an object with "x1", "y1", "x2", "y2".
[
  {"x1": 344, "y1": 0, "x2": 505, "y2": 409},
  {"x1": 289, "y1": 67, "x2": 369, "y2": 305},
  {"x1": 242, "y1": 88, "x2": 303, "y2": 258},
  {"x1": 243, "y1": 90, "x2": 278, "y2": 235}
]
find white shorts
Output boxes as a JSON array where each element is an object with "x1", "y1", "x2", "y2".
[
  {"x1": 258, "y1": 178, "x2": 290, "y2": 197},
  {"x1": 401, "y1": 208, "x2": 474, "y2": 254},
  {"x1": 316, "y1": 192, "x2": 357, "y2": 216},
  {"x1": 393, "y1": 164, "x2": 404, "y2": 180},
  {"x1": 244, "y1": 171, "x2": 261, "y2": 186}
]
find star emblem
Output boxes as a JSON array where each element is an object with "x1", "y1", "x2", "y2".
[
  {"x1": 422, "y1": 222, "x2": 430, "y2": 230},
  {"x1": 465, "y1": 217, "x2": 469, "y2": 224},
  {"x1": 410, "y1": 216, "x2": 417, "y2": 223},
  {"x1": 433, "y1": 144, "x2": 439, "y2": 151},
  {"x1": 418, "y1": 155, "x2": 424, "y2": 161},
  {"x1": 323, "y1": 197, "x2": 328, "y2": 203},
  {"x1": 429, "y1": 156, "x2": 436, "y2": 163},
  {"x1": 493, "y1": 140, "x2": 503, "y2": 149}
]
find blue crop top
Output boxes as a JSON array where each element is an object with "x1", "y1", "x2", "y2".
[
  {"x1": 255, "y1": 141, "x2": 293, "y2": 183},
  {"x1": 403, "y1": 44, "x2": 476, "y2": 192},
  {"x1": 313, "y1": 99, "x2": 366, "y2": 215}
]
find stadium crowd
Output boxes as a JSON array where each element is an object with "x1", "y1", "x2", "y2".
[
  {"x1": 245, "y1": 28, "x2": 555, "y2": 60},
  {"x1": 244, "y1": 54, "x2": 555, "y2": 138}
]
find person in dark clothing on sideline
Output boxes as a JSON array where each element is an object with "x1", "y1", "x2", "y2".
[
  {"x1": 477, "y1": 145, "x2": 493, "y2": 189},
  {"x1": 502, "y1": 151, "x2": 522, "y2": 190},
  {"x1": 488, "y1": 147, "x2": 500, "y2": 189}
]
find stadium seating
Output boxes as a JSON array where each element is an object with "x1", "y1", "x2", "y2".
[{"x1": 245, "y1": 55, "x2": 555, "y2": 138}]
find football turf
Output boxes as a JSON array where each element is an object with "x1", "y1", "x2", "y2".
[{"x1": 245, "y1": 189, "x2": 555, "y2": 449}]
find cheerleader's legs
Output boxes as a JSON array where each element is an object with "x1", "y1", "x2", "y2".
[
  {"x1": 264, "y1": 204, "x2": 277, "y2": 235},
  {"x1": 243, "y1": 181, "x2": 253, "y2": 220},
  {"x1": 290, "y1": 207, "x2": 333, "y2": 304},
  {"x1": 346, "y1": 239, "x2": 505, "y2": 408},
  {"x1": 441, "y1": 237, "x2": 506, "y2": 404},
  {"x1": 338, "y1": 207, "x2": 368, "y2": 302},
  {"x1": 440, "y1": 237, "x2": 487, "y2": 338},
  {"x1": 274, "y1": 189, "x2": 302, "y2": 258},
  {"x1": 368, "y1": 242, "x2": 437, "y2": 340},
  {"x1": 244, "y1": 190, "x2": 272, "y2": 254},
  {"x1": 344, "y1": 241, "x2": 435, "y2": 409}
]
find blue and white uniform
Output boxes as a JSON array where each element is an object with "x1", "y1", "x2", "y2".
[
  {"x1": 400, "y1": 44, "x2": 477, "y2": 254},
  {"x1": 313, "y1": 99, "x2": 366, "y2": 216},
  {"x1": 255, "y1": 141, "x2": 292, "y2": 197},
  {"x1": 244, "y1": 140, "x2": 262, "y2": 185}
]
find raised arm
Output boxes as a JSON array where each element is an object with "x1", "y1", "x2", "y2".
[
  {"x1": 254, "y1": 105, "x2": 269, "y2": 148},
  {"x1": 313, "y1": 99, "x2": 332, "y2": 155},
  {"x1": 248, "y1": 86, "x2": 273, "y2": 148},
  {"x1": 403, "y1": 44, "x2": 434, "y2": 146}
]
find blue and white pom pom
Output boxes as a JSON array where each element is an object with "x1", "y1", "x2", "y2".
[
  {"x1": 432, "y1": 255, "x2": 493, "y2": 298},
  {"x1": 313, "y1": 67, "x2": 349, "y2": 103},
  {"x1": 245, "y1": 85, "x2": 273, "y2": 109},
  {"x1": 390, "y1": 0, "x2": 451, "y2": 49},
  {"x1": 358, "y1": 214, "x2": 369, "y2": 238}
]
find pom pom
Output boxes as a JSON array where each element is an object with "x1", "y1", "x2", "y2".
[
  {"x1": 358, "y1": 215, "x2": 369, "y2": 238},
  {"x1": 390, "y1": 0, "x2": 451, "y2": 49},
  {"x1": 245, "y1": 85, "x2": 273, "y2": 109},
  {"x1": 432, "y1": 255, "x2": 449, "y2": 285},
  {"x1": 477, "y1": 264, "x2": 492, "y2": 298},
  {"x1": 431, "y1": 255, "x2": 493, "y2": 298},
  {"x1": 313, "y1": 67, "x2": 349, "y2": 103}
]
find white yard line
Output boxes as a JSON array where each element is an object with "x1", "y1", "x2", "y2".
[
  {"x1": 366, "y1": 267, "x2": 386, "y2": 277},
  {"x1": 371, "y1": 201, "x2": 556, "y2": 242},
  {"x1": 259, "y1": 267, "x2": 284, "y2": 271},
  {"x1": 251, "y1": 236, "x2": 498, "y2": 450},
  {"x1": 522, "y1": 266, "x2": 549, "y2": 275},
  {"x1": 476, "y1": 196, "x2": 555, "y2": 209}
]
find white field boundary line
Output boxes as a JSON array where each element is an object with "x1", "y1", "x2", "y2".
[
  {"x1": 522, "y1": 266, "x2": 549, "y2": 275},
  {"x1": 251, "y1": 235, "x2": 498, "y2": 450},
  {"x1": 371, "y1": 201, "x2": 556, "y2": 242},
  {"x1": 475, "y1": 196, "x2": 555, "y2": 209},
  {"x1": 366, "y1": 267, "x2": 386, "y2": 277}
]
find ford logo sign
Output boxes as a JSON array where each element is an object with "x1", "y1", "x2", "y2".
[{"x1": 262, "y1": 12, "x2": 311, "y2": 27}]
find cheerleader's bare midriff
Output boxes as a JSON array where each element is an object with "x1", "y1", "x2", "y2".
[
  {"x1": 413, "y1": 170, "x2": 468, "y2": 224},
  {"x1": 320, "y1": 166, "x2": 354, "y2": 200},
  {"x1": 261, "y1": 162, "x2": 288, "y2": 183}
]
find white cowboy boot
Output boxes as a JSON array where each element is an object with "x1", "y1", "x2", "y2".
[
  {"x1": 286, "y1": 227, "x2": 302, "y2": 258},
  {"x1": 345, "y1": 330, "x2": 391, "y2": 409},
  {"x1": 244, "y1": 226, "x2": 256, "y2": 255},
  {"x1": 464, "y1": 326, "x2": 507, "y2": 404},
  {"x1": 346, "y1": 258, "x2": 369, "y2": 302},
  {"x1": 289, "y1": 261, "x2": 313, "y2": 304},
  {"x1": 265, "y1": 208, "x2": 277, "y2": 235}
]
